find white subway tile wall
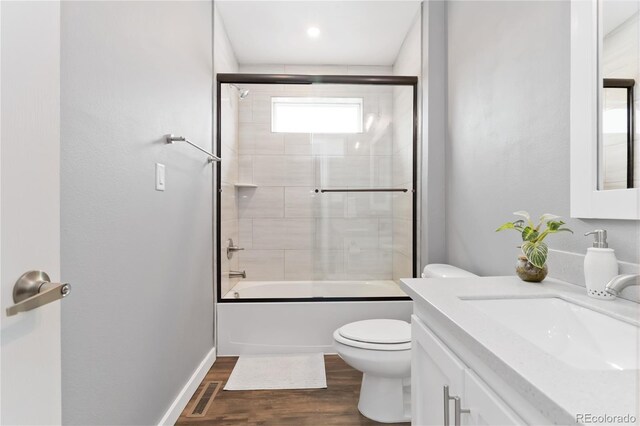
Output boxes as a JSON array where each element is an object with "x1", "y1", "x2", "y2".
[
  {"x1": 221, "y1": 65, "x2": 414, "y2": 284},
  {"x1": 238, "y1": 187, "x2": 284, "y2": 218},
  {"x1": 391, "y1": 85, "x2": 415, "y2": 282},
  {"x1": 238, "y1": 249, "x2": 285, "y2": 280},
  {"x1": 219, "y1": 85, "x2": 240, "y2": 296}
]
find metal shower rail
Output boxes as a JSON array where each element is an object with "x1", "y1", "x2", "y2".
[{"x1": 315, "y1": 188, "x2": 409, "y2": 193}]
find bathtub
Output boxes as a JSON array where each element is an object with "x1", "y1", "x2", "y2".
[{"x1": 217, "y1": 280, "x2": 412, "y2": 355}]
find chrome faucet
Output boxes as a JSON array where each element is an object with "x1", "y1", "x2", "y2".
[
  {"x1": 605, "y1": 274, "x2": 640, "y2": 296},
  {"x1": 229, "y1": 270, "x2": 246, "y2": 279}
]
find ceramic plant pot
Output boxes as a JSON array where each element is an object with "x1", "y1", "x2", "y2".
[{"x1": 515, "y1": 255, "x2": 548, "y2": 282}]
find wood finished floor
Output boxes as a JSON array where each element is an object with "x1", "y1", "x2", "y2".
[{"x1": 176, "y1": 355, "x2": 407, "y2": 426}]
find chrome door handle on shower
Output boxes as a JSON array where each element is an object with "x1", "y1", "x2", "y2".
[
  {"x1": 443, "y1": 385, "x2": 470, "y2": 426},
  {"x1": 6, "y1": 271, "x2": 71, "y2": 317}
]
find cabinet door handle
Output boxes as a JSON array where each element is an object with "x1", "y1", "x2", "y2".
[
  {"x1": 443, "y1": 385, "x2": 470, "y2": 426},
  {"x1": 454, "y1": 396, "x2": 471, "y2": 426},
  {"x1": 443, "y1": 385, "x2": 451, "y2": 426}
]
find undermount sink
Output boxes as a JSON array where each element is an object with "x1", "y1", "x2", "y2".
[{"x1": 463, "y1": 296, "x2": 639, "y2": 371}]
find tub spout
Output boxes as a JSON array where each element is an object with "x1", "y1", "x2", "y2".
[{"x1": 229, "y1": 270, "x2": 246, "y2": 279}]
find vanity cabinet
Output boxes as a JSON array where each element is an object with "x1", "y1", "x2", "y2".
[{"x1": 411, "y1": 315, "x2": 525, "y2": 426}]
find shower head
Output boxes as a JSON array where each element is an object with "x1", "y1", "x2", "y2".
[{"x1": 230, "y1": 84, "x2": 249, "y2": 99}]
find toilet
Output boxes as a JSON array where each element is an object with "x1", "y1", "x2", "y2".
[
  {"x1": 333, "y1": 264, "x2": 477, "y2": 423},
  {"x1": 420, "y1": 263, "x2": 478, "y2": 279}
]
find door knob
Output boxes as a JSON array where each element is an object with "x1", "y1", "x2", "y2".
[{"x1": 6, "y1": 271, "x2": 71, "y2": 317}]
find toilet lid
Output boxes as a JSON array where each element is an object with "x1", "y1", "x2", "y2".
[
  {"x1": 334, "y1": 329, "x2": 411, "y2": 351},
  {"x1": 338, "y1": 319, "x2": 411, "y2": 344}
]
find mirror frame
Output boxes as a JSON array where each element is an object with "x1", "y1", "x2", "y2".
[{"x1": 570, "y1": 0, "x2": 640, "y2": 220}]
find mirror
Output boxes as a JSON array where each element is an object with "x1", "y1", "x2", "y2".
[
  {"x1": 570, "y1": 0, "x2": 640, "y2": 219},
  {"x1": 600, "y1": 0, "x2": 639, "y2": 190}
]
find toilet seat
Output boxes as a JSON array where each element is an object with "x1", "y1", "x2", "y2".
[{"x1": 334, "y1": 319, "x2": 411, "y2": 351}]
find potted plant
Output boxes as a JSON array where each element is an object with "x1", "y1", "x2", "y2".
[{"x1": 496, "y1": 211, "x2": 573, "y2": 282}]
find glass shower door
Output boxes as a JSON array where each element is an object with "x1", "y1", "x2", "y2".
[
  {"x1": 311, "y1": 84, "x2": 413, "y2": 297},
  {"x1": 219, "y1": 78, "x2": 415, "y2": 300}
]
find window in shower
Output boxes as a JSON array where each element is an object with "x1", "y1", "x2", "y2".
[
  {"x1": 271, "y1": 97, "x2": 363, "y2": 134},
  {"x1": 217, "y1": 75, "x2": 417, "y2": 302}
]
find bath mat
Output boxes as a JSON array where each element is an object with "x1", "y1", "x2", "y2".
[{"x1": 223, "y1": 353, "x2": 327, "y2": 391}]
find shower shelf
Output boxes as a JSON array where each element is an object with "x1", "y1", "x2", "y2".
[{"x1": 234, "y1": 183, "x2": 258, "y2": 188}]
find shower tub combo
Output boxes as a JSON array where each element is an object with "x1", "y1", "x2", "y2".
[{"x1": 216, "y1": 73, "x2": 418, "y2": 355}]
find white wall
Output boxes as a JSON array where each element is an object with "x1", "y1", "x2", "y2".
[
  {"x1": 60, "y1": 2, "x2": 214, "y2": 424},
  {"x1": 445, "y1": 1, "x2": 640, "y2": 299},
  {"x1": 420, "y1": 1, "x2": 448, "y2": 268}
]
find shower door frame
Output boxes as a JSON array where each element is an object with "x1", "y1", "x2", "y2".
[{"x1": 216, "y1": 73, "x2": 418, "y2": 303}]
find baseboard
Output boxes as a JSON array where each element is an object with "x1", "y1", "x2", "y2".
[{"x1": 158, "y1": 346, "x2": 216, "y2": 425}]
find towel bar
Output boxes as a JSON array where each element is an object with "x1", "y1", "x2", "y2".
[{"x1": 166, "y1": 134, "x2": 221, "y2": 163}]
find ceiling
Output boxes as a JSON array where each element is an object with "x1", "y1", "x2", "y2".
[
  {"x1": 603, "y1": 1, "x2": 639, "y2": 35},
  {"x1": 216, "y1": 1, "x2": 421, "y2": 66}
]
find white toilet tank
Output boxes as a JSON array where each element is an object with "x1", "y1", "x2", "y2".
[{"x1": 421, "y1": 264, "x2": 477, "y2": 278}]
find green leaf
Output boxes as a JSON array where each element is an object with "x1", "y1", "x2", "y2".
[
  {"x1": 537, "y1": 213, "x2": 561, "y2": 230},
  {"x1": 521, "y1": 241, "x2": 548, "y2": 269},
  {"x1": 534, "y1": 216, "x2": 574, "y2": 242},
  {"x1": 521, "y1": 226, "x2": 539, "y2": 241},
  {"x1": 496, "y1": 220, "x2": 526, "y2": 232},
  {"x1": 496, "y1": 222, "x2": 515, "y2": 232},
  {"x1": 547, "y1": 220, "x2": 565, "y2": 231}
]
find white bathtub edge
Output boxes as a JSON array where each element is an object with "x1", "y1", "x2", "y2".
[{"x1": 218, "y1": 301, "x2": 412, "y2": 356}]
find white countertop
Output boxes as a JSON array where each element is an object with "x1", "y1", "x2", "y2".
[{"x1": 400, "y1": 276, "x2": 640, "y2": 425}]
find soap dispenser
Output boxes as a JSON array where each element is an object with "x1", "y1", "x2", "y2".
[{"x1": 584, "y1": 230, "x2": 618, "y2": 300}]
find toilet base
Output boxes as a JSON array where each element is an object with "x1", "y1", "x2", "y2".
[{"x1": 358, "y1": 373, "x2": 411, "y2": 423}]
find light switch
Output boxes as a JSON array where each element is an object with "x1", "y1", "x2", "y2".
[{"x1": 156, "y1": 163, "x2": 165, "y2": 191}]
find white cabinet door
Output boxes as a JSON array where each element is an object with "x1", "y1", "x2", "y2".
[
  {"x1": 411, "y1": 315, "x2": 466, "y2": 426},
  {"x1": 1, "y1": 1, "x2": 63, "y2": 424},
  {"x1": 463, "y1": 370, "x2": 525, "y2": 426}
]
